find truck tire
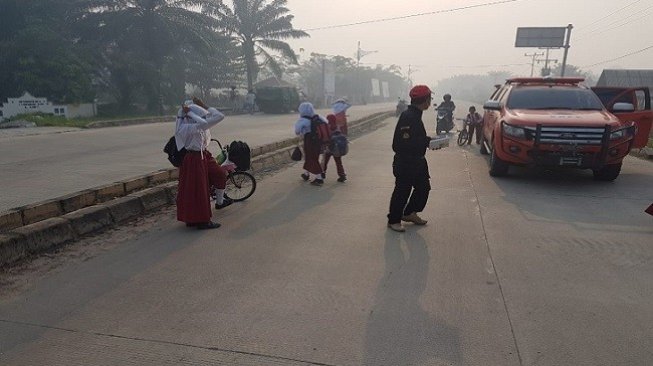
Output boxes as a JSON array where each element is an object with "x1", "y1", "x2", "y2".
[
  {"x1": 593, "y1": 163, "x2": 622, "y2": 181},
  {"x1": 489, "y1": 147, "x2": 509, "y2": 177}
]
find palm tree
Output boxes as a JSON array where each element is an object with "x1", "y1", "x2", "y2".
[
  {"x1": 211, "y1": 0, "x2": 309, "y2": 90},
  {"x1": 74, "y1": 0, "x2": 222, "y2": 113}
]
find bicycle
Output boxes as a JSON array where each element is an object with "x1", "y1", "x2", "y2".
[
  {"x1": 210, "y1": 139, "x2": 256, "y2": 202},
  {"x1": 455, "y1": 118, "x2": 469, "y2": 146}
]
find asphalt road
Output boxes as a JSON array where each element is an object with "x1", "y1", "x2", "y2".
[
  {"x1": 0, "y1": 103, "x2": 394, "y2": 212},
  {"x1": 1, "y1": 113, "x2": 651, "y2": 365}
]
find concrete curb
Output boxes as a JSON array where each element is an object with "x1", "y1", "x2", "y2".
[{"x1": 0, "y1": 111, "x2": 393, "y2": 267}]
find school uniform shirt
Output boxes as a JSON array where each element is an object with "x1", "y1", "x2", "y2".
[
  {"x1": 464, "y1": 112, "x2": 483, "y2": 125},
  {"x1": 175, "y1": 105, "x2": 225, "y2": 151},
  {"x1": 294, "y1": 103, "x2": 327, "y2": 136}
]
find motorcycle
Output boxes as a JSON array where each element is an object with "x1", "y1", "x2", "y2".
[
  {"x1": 395, "y1": 99, "x2": 408, "y2": 117},
  {"x1": 435, "y1": 106, "x2": 454, "y2": 135}
]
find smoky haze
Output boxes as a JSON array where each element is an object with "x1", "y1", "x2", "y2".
[{"x1": 286, "y1": 0, "x2": 653, "y2": 88}]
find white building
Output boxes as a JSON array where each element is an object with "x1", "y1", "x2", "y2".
[{"x1": 0, "y1": 92, "x2": 96, "y2": 120}]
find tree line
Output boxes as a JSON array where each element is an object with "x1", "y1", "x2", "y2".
[{"x1": 0, "y1": 0, "x2": 410, "y2": 116}]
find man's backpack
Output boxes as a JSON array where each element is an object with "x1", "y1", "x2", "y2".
[
  {"x1": 329, "y1": 130, "x2": 349, "y2": 157},
  {"x1": 163, "y1": 136, "x2": 186, "y2": 168},
  {"x1": 309, "y1": 115, "x2": 331, "y2": 144},
  {"x1": 228, "y1": 140, "x2": 251, "y2": 171}
]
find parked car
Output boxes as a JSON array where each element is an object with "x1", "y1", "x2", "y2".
[{"x1": 480, "y1": 77, "x2": 652, "y2": 180}]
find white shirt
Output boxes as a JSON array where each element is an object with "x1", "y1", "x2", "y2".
[
  {"x1": 295, "y1": 115, "x2": 327, "y2": 136},
  {"x1": 175, "y1": 105, "x2": 225, "y2": 151}
]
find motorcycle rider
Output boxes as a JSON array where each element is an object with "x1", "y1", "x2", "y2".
[
  {"x1": 437, "y1": 93, "x2": 456, "y2": 112},
  {"x1": 387, "y1": 85, "x2": 433, "y2": 232},
  {"x1": 435, "y1": 94, "x2": 456, "y2": 134}
]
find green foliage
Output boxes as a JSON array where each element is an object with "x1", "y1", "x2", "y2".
[
  {"x1": 12, "y1": 113, "x2": 92, "y2": 128},
  {"x1": 0, "y1": 0, "x2": 95, "y2": 103},
  {"x1": 550, "y1": 64, "x2": 597, "y2": 86},
  {"x1": 211, "y1": 0, "x2": 309, "y2": 90}
]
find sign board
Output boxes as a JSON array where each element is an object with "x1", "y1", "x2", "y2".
[
  {"x1": 371, "y1": 79, "x2": 381, "y2": 96},
  {"x1": 515, "y1": 27, "x2": 566, "y2": 48}
]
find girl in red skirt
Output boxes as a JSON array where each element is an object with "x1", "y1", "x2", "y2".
[
  {"x1": 295, "y1": 102, "x2": 326, "y2": 186},
  {"x1": 175, "y1": 98, "x2": 231, "y2": 229}
]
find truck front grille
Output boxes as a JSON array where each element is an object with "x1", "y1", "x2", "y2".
[{"x1": 528, "y1": 126, "x2": 607, "y2": 145}]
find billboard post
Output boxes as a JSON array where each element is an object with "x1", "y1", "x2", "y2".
[{"x1": 560, "y1": 24, "x2": 574, "y2": 77}]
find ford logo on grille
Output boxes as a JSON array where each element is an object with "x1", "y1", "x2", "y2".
[{"x1": 559, "y1": 133, "x2": 576, "y2": 139}]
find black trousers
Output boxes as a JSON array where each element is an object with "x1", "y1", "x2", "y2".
[
  {"x1": 387, "y1": 155, "x2": 431, "y2": 224},
  {"x1": 467, "y1": 124, "x2": 482, "y2": 144}
]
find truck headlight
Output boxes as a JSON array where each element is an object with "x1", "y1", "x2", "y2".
[
  {"x1": 610, "y1": 129, "x2": 625, "y2": 140},
  {"x1": 502, "y1": 122, "x2": 526, "y2": 139}
]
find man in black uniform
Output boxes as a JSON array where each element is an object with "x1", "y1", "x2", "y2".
[{"x1": 387, "y1": 85, "x2": 433, "y2": 232}]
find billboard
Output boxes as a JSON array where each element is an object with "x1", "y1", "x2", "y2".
[
  {"x1": 515, "y1": 27, "x2": 566, "y2": 48},
  {"x1": 371, "y1": 79, "x2": 381, "y2": 96},
  {"x1": 382, "y1": 82, "x2": 390, "y2": 98}
]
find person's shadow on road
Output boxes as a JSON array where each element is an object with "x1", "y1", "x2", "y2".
[
  {"x1": 229, "y1": 183, "x2": 335, "y2": 239},
  {"x1": 362, "y1": 230, "x2": 461, "y2": 366}
]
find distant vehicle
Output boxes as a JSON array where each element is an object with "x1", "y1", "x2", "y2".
[
  {"x1": 480, "y1": 77, "x2": 652, "y2": 180},
  {"x1": 255, "y1": 86, "x2": 300, "y2": 114}
]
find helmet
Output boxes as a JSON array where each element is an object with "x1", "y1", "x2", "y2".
[
  {"x1": 443, "y1": 94, "x2": 451, "y2": 101},
  {"x1": 409, "y1": 85, "x2": 433, "y2": 99}
]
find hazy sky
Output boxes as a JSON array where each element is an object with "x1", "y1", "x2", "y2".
[{"x1": 285, "y1": 0, "x2": 653, "y2": 86}]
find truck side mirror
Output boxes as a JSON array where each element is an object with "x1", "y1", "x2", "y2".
[
  {"x1": 483, "y1": 100, "x2": 501, "y2": 111},
  {"x1": 612, "y1": 102, "x2": 635, "y2": 113}
]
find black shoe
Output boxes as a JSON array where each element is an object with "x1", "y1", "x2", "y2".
[
  {"x1": 301, "y1": 173, "x2": 309, "y2": 181},
  {"x1": 337, "y1": 175, "x2": 347, "y2": 182},
  {"x1": 186, "y1": 222, "x2": 198, "y2": 227},
  {"x1": 310, "y1": 178, "x2": 324, "y2": 186},
  {"x1": 215, "y1": 197, "x2": 233, "y2": 210},
  {"x1": 197, "y1": 221, "x2": 221, "y2": 230},
  {"x1": 321, "y1": 173, "x2": 326, "y2": 179}
]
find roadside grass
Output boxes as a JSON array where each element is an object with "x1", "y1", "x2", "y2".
[{"x1": 12, "y1": 113, "x2": 159, "y2": 128}]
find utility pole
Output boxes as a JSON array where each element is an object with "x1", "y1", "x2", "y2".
[
  {"x1": 537, "y1": 49, "x2": 558, "y2": 76},
  {"x1": 525, "y1": 52, "x2": 544, "y2": 77},
  {"x1": 355, "y1": 41, "x2": 378, "y2": 104}
]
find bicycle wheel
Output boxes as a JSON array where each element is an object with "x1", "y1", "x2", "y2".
[
  {"x1": 224, "y1": 171, "x2": 256, "y2": 202},
  {"x1": 457, "y1": 130, "x2": 468, "y2": 146}
]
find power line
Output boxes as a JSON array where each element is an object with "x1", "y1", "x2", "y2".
[
  {"x1": 304, "y1": 0, "x2": 521, "y2": 31},
  {"x1": 577, "y1": 0, "x2": 642, "y2": 33},
  {"x1": 581, "y1": 44, "x2": 653, "y2": 68},
  {"x1": 576, "y1": 6, "x2": 653, "y2": 41}
]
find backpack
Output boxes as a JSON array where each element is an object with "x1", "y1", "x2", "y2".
[
  {"x1": 228, "y1": 140, "x2": 251, "y2": 171},
  {"x1": 163, "y1": 136, "x2": 186, "y2": 167},
  {"x1": 309, "y1": 115, "x2": 331, "y2": 144},
  {"x1": 329, "y1": 130, "x2": 349, "y2": 157}
]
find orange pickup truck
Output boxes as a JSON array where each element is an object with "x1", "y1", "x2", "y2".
[{"x1": 480, "y1": 77, "x2": 652, "y2": 180}]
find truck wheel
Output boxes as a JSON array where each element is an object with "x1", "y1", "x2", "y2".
[
  {"x1": 480, "y1": 134, "x2": 489, "y2": 155},
  {"x1": 593, "y1": 163, "x2": 622, "y2": 181},
  {"x1": 489, "y1": 147, "x2": 509, "y2": 177}
]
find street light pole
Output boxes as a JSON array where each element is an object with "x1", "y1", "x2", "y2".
[{"x1": 355, "y1": 41, "x2": 378, "y2": 104}]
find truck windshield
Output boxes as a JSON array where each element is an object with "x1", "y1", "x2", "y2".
[{"x1": 507, "y1": 87, "x2": 604, "y2": 110}]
